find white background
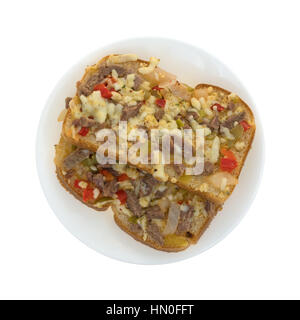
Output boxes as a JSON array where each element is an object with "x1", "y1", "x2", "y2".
[{"x1": 0, "y1": 0, "x2": 299, "y2": 300}]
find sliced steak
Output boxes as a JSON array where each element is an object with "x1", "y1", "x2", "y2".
[
  {"x1": 176, "y1": 206, "x2": 194, "y2": 234},
  {"x1": 227, "y1": 101, "x2": 235, "y2": 110},
  {"x1": 173, "y1": 164, "x2": 185, "y2": 176},
  {"x1": 65, "y1": 97, "x2": 72, "y2": 109},
  {"x1": 154, "y1": 189, "x2": 167, "y2": 199},
  {"x1": 102, "y1": 179, "x2": 118, "y2": 197},
  {"x1": 64, "y1": 169, "x2": 74, "y2": 179},
  {"x1": 201, "y1": 161, "x2": 214, "y2": 176},
  {"x1": 139, "y1": 174, "x2": 159, "y2": 197},
  {"x1": 154, "y1": 108, "x2": 164, "y2": 121},
  {"x1": 147, "y1": 222, "x2": 164, "y2": 246},
  {"x1": 86, "y1": 171, "x2": 94, "y2": 183},
  {"x1": 90, "y1": 173, "x2": 105, "y2": 190},
  {"x1": 205, "y1": 201, "x2": 216, "y2": 216},
  {"x1": 121, "y1": 102, "x2": 142, "y2": 121},
  {"x1": 223, "y1": 112, "x2": 245, "y2": 129},
  {"x1": 186, "y1": 111, "x2": 199, "y2": 121},
  {"x1": 207, "y1": 115, "x2": 220, "y2": 131},
  {"x1": 128, "y1": 222, "x2": 142, "y2": 234},
  {"x1": 183, "y1": 122, "x2": 191, "y2": 129},
  {"x1": 72, "y1": 117, "x2": 99, "y2": 128},
  {"x1": 63, "y1": 149, "x2": 92, "y2": 171},
  {"x1": 126, "y1": 191, "x2": 142, "y2": 217},
  {"x1": 145, "y1": 205, "x2": 165, "y2": 219},
  {"x1": 133, "y1": 74, "x2": 143, "y2": 91},
  {"x1": 78, "y1": 64, "x2": 127, "y2": 96}
]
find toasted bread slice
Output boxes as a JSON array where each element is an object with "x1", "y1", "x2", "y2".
[
  {"x1": 112, "y1": 196, "x2": 219, "y2": 252},
  {"x1": 55, "y1": 137, "x2": 221, "y2": 252},
  {"x1": 62, "y1": 54, "x2": 255, "y2": 204}
]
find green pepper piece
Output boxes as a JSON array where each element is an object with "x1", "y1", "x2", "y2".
[
  {"x1": 97, "y1": 197, "x2": 113, "y2": 203},
  {"x1": 206, "y1": 133, "x2": 216, "y2": 140},
  {"x1": 128, "y1": 216, "x2": 138, "y2": 224},
  {"x1": 199, "y1": 109, "x2": 206, "y2": 118},
  {"x1": 176, "y1": 119, "x2": 184, "y2": 128},
  {"x1": 231, "y1": 124, "x2": 243, "y2": 140}
]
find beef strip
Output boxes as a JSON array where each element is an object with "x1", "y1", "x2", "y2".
[
  {"x1": 133, "y1": 74, "x2": 143, "y2": 91},
  {"x1": 63, "y1": 149, "x2": 92, "y2": 171},
  {"x1": 126, "y1": 191, "x2": 143, "y2": 217},
  {"x1": 128, "y1": 222, "x2": 142, "y2": 234},
  {"x1": 183, "y1": 122, "x2": 191, "y2": 129},
  {"x1": 90, "y1": 173, "x2": 105, "y2": 190},
  {"x1": 139, "y1": 174, "x2": 159, "y2": 197},
  {"x1": 146, "y1": 222, "x2": 164, "y2": 246},
  {"x1": 144, "y1": 205, "x2": 165, "y2": 219},
  {"x1": 186, "y1": 111, "x2": 199, "y2": 121},
  {"x1": 102, "y1": 179, "x2": 118, "y2": 197},
  {"x1": 64, "y1": 169, "x2": 74, "y2": 179},
  {"x1": 207, "y1": 115, "x2": 220, "y2": 131},
  {"x1": 72, "y1": 117, "x2": 100, "y2": 128},
  {"x1": 176, "y1": 206, "x2": 194, "y2": 234},
  {"x1": 154, "y1": 189, "x2": 167, "y2": 199},
  {"x1": 77, "y1": 64, "x2": 128, "y2": 96},
  {"x1": 86, "y1": 171, "x2": 94, "y2": 183},
  {"x1": 201, "y1": 161, "x2": 215, "y2": 176},
  {"x1": 172, "y1": 164, "x2": 185, "y2": 176},
  {"x1": 154, "y1": 108, "x2": 165, "y2": 121},
  {"x1": 223, "y1": 112, "x2": 245, "y2": 129},
  {"x1": 227, "y1": 101, "x2": 235, "y2": 110},
  {"x1": 65, "y1": 97, "x2": 72, "y2": 109},
  {"x1": 120, "y1": 102, "x2": 142, "y2": 121},
  {"x1": 205, "y1": 201, "x2": 216, "y2": 216}
]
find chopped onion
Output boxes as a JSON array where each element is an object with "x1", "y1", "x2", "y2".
[
  {"x1": 166, "y1": 81, "x2": 192, "y2": 101},
  {"x1": 207, "y1": 172, "x2": 237, "y2": 190},
  {"x1": 57, "y1": 108, "x2": 67, "y2": 122},
  {"x1": 157, "y1": 197, "x2": 170, "y2": 213},
  {"x1": 142, "y1": 67, "x2": 177, "y2": 85},
  {"x1": 163, "y1": 203, "x2": 181, "y2": 235}
]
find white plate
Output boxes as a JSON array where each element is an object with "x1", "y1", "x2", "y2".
[{"x1": 36, "y1": 37, "x2": 265, "y2": 265}]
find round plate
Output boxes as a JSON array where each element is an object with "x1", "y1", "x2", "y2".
[{"x1": 36, "y1": 37, "x2": 265, "y2": 265}]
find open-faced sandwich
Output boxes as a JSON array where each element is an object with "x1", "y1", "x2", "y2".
[
  {"x1": 61, "y1": 54, "x2": 255, "y2": 204},
  {"x1": 55, "y1": 53, "x2": 255, "y2": 252},
  {"x1": 55, "y1": 136, "x2": 220, "y2": 251}
]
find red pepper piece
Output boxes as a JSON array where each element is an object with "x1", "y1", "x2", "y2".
[
  {"x1": 82, "y1": 187, "x2": 94, "y2": 203},
  {"x1": 155, "y1": 98, "x2": 166, "y2": 108},
  {"x1": 116, "y1": 190, "x2": 127, "y2": 204},
  {"x1": 101, "y1": 170, "x2": 114, "y2": 181},
  {"x1": 240, "y1": 120, "x2": 251, "y2": 131},
  {"x1": 117, "y1": 174, "x2": 129, "y2": 182},
  {"x1": 221, "y1": 148, "x2": 236, "y2": 161},
  {"x1": 220, "y1": 158, "x2": 238, "y2": 172},
  {"x1": 211, "y1": 103, "x2": 225, "y2": 112},
  {"x1": 78, "y1": 127, "x2": 89, "y2": 136},
  {"x1": 93, "y1": 83, "x2": 112, "y2": 99}
]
